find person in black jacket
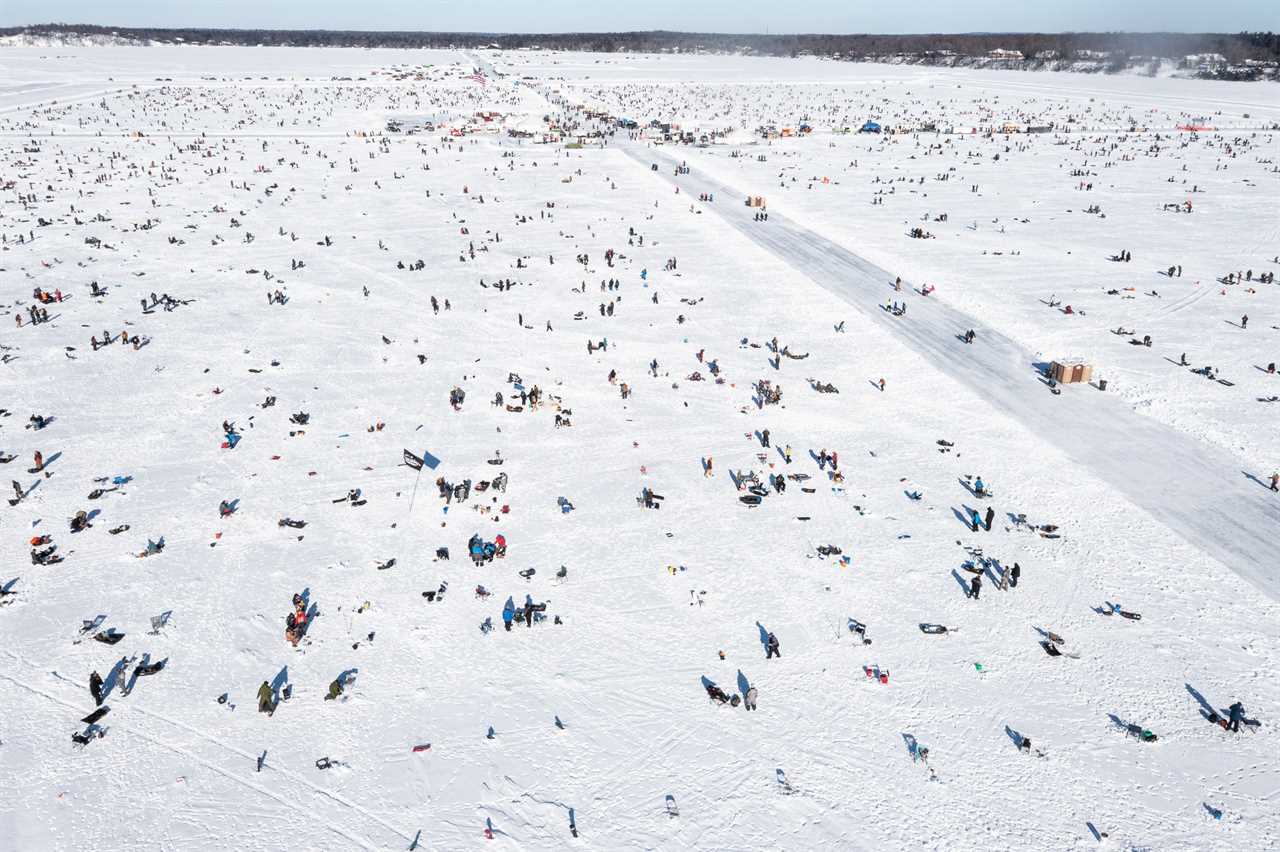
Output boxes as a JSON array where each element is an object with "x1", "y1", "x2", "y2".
[
  {"x1": 89, "y1": 671, "x2": 104, "y2": 706},
  {"x1": 1228, "y1": 702, "x2": 1246, "y2": 732}
]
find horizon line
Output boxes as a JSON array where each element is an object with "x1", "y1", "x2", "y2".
[{"x1": 3, "y1": 23, "x2": 1266, "y2": 38}]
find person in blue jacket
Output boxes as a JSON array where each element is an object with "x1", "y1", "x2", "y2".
[{"x1": 502, "y1": 597, "x2": 515, "y2": 632}]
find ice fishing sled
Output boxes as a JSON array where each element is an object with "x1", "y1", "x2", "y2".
[
  {"x1": 72, "y1": 729, "x2": 106, "y2": 746},
  {"x1": 134, "y1": 659, "x2": 167, "y2": 677},
  {"x1": 1041, "y1": 641, "x2": 1079, "y2": 658},
  {"x1": 81, "y1": 706, "x2": 111, "y2": 725},
  {"x1": 1101, "y1": 604, "x2": 1142, "y2": 620},
  {"x1": 1123, "y1": 724, "x2": 1158, "y2": 742}
]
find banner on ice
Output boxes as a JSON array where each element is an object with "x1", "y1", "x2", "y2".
[{"x1": 403, "y1": 449, "x2": 441, "y2": 471}]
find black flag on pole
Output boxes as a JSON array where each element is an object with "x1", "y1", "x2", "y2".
[{"x1": 403, "y1": 449, "x2": 425, "y2": 471}]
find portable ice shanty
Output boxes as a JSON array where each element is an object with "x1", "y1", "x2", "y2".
[{"x1": 1048, "y1": 360, "x2": 1093, "y2": 384}]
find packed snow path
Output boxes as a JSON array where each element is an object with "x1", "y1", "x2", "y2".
[{"x1": 623, "y1": 142, "x2": 1279, "y2": 598}]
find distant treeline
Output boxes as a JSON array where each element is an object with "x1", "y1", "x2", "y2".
[{"x1": 5, "y1": 24, "x2": 1279, "y2": 64}]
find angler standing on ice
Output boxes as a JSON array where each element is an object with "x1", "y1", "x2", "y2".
[
  {"x1": 1227, "y1": 702, "x2": 1247, "y2": 732},
  {"x1": 257, "y1": 681, "x2": 275, "y2": 716}
]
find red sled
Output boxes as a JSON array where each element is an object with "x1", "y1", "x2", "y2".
[{"x1": 412, "y1": 743, "x2": 431, "y2": 753}]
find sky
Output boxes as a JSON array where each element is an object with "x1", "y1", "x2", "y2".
[{"x1": 2, "y1": 0, "x2": 1276, "y2": 34}]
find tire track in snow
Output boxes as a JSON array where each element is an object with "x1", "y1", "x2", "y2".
[
  {"x1": 127, "y1": 703, "x2": 415, "y2": 848},
  {"x1": 0, "y1": 670, "x2": 377, "y2": 850}
]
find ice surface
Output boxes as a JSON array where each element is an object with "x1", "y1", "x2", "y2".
[{"x1": 0, "y1": 46, "x2": 1276, "y2": 851}]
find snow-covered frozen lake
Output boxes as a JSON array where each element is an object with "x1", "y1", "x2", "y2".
[{"x1": 1, "y1": 46, "x2": 1277, "y2": 851}]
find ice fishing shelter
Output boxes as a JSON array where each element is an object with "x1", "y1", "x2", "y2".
[
  {"x1": 1048, "y1": 360, "x2": 1093, "y2": 384},
  {"x1": 859, "y1": 120, "x2": 881, "y2": 133}
]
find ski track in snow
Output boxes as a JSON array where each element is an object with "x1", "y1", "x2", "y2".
[{"x1": 1, "y1": 656, "x2": 399, "y2": 850}]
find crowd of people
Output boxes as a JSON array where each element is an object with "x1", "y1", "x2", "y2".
[{"x1": 0, "y1": 51, "x2": 1273, "y2": 849}]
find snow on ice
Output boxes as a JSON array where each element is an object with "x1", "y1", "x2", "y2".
[{"x1": 1, "y1": 45, "x2": 1278, "y2": 850}]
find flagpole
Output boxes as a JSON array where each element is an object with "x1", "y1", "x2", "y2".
[{"x1": 408, "y1": 466, "x2": 424, "y2": 514}]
